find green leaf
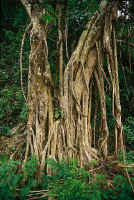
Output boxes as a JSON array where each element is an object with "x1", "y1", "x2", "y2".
[
  {"x1": 42, "y1": 14, "x2": 56, "y2": 25},
  {"x1": 20, "y1": 186, "x2": 31, "y2": 197}
]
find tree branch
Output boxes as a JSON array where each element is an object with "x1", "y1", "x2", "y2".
[{"x1": 20, "y1": 0, "x2": 32, "y2": 18}]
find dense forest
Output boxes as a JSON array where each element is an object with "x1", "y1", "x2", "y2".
[{"x1": 0, "y1": 0, "x2": 134, "y2": 199}]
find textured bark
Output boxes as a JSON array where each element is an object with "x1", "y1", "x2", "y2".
[{"x1": 20, "y1": 0, "x2": 124, "y2": 169}]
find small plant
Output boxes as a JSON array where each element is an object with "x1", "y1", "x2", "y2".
[
  {"x1": 19, "y1": 103, "x2": 28, "y2": 122},
  {"x1": 54, "y1": 107, "x2": 64, "y2": 119},
  {"x1": 0, "y1": 159, "x2": 22, "y2": 199},
  {"x1": 23, "y1": 156, "x2": 39, "y2": 179}
]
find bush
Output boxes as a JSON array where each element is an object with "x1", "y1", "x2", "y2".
[{"x1": 0, "y1": 157, "x2": 134, "y2": 200}]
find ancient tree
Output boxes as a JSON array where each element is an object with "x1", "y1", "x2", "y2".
[{"x1": 20, "y1": 0, "x2": 124, "y2": 169}]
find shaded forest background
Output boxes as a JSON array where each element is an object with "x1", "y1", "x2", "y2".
[{"x1": 0, "y1": 0, "x2": 134, "y2": 199}]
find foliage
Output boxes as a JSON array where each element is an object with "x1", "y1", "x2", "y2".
[
  {"x1": 0, "y1": 2, "x2": 29, "y2": 135},
  {"x1": 0, "y1": 156, "x2": 40, "y2": 199},
  {"x1": 0, "y1": 36, "x2": 29, "y2": 135},
  {"x1": 0, "y1": 157, "x2": 134, "y2": 199},
  {"x1": 0, "y1": 0, "x2": 134, "y2": 198},
  {"x1": 0, "y1": 158, "x2": 22, "y2": 199},
  {"x1": 46, "y1": 159, "x2": 134, "y2": 200},
  {"x1": 124, "y1": 116, "x2": 134, "y2": 150}
]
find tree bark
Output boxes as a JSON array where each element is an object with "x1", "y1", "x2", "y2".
[{"x1": 20, "y1": 0, "x2": 124, "y2": 169}]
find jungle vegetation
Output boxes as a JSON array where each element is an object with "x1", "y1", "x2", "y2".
[{"x1": 0, "y1": 0, "x2": 134, "y2": 199}]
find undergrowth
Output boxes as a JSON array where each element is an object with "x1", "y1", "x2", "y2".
[{"x1": 0, "y1": 156, "x2": 134, "y2": 200}]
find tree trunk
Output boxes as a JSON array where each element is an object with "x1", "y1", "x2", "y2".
[{"x1": 20, "y1": 0, "x2": 124, "y2": 169}]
